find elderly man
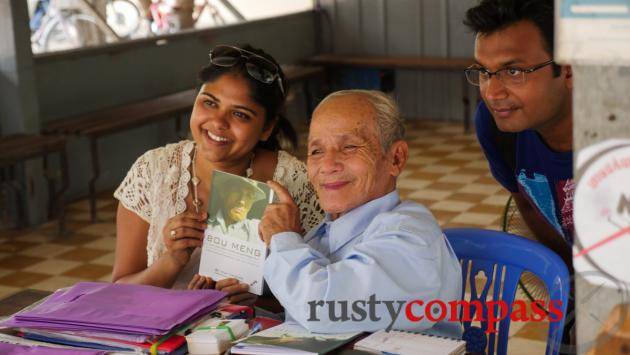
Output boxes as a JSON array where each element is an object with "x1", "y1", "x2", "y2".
[{"x1": 259, "y1": 90, "x2": 462, "y2": 334}]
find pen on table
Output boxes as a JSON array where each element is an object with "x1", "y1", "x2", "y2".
[{"x1": 246, "y1": 322, "x2": 262, "y2": 336}]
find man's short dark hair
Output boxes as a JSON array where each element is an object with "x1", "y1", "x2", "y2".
[{"x1": 464, "y1": 0, "x2": 561, "y2": 75}]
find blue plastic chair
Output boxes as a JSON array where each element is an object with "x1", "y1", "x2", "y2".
[{"x1": 443, "y1": 228, "x2": 570, "y2": 355}]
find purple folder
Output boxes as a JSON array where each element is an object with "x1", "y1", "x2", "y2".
[
  {"x1": 0, "y1": 342, "x2": 107, "y2": 355},
  {"x1": 1, "y1": 282, "x2": 226, "y2": 336}
]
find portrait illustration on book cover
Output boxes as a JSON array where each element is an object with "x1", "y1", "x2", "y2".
[{"x1": 199, "y1": 170, "x2": 273, "y2": 295}]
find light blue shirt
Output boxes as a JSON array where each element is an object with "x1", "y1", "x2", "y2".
[{"x1": 263, "y1": 190, "x2": 462, "y2": 335}]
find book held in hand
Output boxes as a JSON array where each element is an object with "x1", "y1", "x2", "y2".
[
  {"x1": 231, "y1": 322, "x2": 361, "y2": 355},
  {"x1": 354, "y1": 329, "x2": 466, "y2": 355},
  {"x1": 199, "y1": 170, "x2": 274, "y2": 295}
]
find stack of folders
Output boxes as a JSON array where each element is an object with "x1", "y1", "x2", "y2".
[
  {"x1": 0, "y1": 341, "x2": 108, "y2": 354},
  {"x1": 0, "y1": 282, "x2": 227, "y2": 354},
  {"x1": 354, "y1": 329, "x2": 466, "y2": 355}
]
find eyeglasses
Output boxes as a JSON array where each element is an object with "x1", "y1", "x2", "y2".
[
  {"x1": 464, "y1": 59, "x2": 555, "y2": 87},
  {"x1": 209, "y1": 45, "x2": 285, "y2": 97}
]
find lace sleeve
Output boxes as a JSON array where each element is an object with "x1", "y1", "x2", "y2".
[
  {"x1": 113, "y1": 151, "x2": 155, "y2": 223},
  {"x1": 275, "y1": 151, "x2": 324, "y2": 233}
]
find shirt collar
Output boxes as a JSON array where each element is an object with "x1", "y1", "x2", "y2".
[
  {"x1": 306, "y1": 190, "x2": 401, "y2": 254},
  {"x1": 209, "y1": 210, "x2": 229, "y2": 232}
]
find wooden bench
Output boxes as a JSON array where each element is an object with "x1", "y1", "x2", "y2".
[
  {"x1": 306, "y1": 54, "x2": 475, "y2": 131},
  {"x1": 42, "y1": 65, "x2": 324, "y2": 222},
  {"x1": 42, "y1": 89, "x2": 195, "y2": 223},
  {"x1": 0, "y1": 134, "x2": 69, "y2": 234}
]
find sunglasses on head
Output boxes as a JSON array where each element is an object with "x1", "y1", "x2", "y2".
[{"x1": 209, "y1": 45, "x2": 285, "y2": 97}]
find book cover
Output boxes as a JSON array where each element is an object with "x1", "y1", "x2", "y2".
[
  {"x1": 231, "y1": 322, "x2": 361, "y2": 355},
  {"x1": 199, "y1": 170, "x2": 274, "y2": 296},
  {"x1": 353, "y1": 329, "x2": 466, "y2": 355}
]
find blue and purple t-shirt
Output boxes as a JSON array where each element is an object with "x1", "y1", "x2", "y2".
[{"x1": 475, "y1": 102, "x2": 574, "y2": 244}]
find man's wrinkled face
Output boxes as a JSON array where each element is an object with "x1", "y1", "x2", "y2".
[{"x1": 307, "y1": 95, "x2": 397, "y2": 220}]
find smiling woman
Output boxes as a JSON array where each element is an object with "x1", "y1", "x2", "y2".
[{"x1": 110, "y1": 44, "x2": 323, "y2": 306}]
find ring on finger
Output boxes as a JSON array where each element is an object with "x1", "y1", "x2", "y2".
[{"x1": 170, "y1": 229, "x2": 177, "y2": 238}]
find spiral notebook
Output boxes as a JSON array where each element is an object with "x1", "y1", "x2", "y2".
[{"x1": 354, "y1": 329, "x2": 466, "y2": 355}]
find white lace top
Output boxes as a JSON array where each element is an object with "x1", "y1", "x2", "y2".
[{"x1": 114, "y1": 140, "x2": 323, "y2": 288}]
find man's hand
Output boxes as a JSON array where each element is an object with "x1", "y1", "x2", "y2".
[{"x1": 260, "y1": 180, "x2": 301, "y2": 246}]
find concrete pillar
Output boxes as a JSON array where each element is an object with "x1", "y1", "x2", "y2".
[
  {"x1": 0, "y1": 0, "x2": 40, "y2": 134},
  {"x1": 0, "y1": 0, "x2": 47, "y2": 227},
  {"x1": 574, "y1": 66, "x2": 630, "y2": 354}
]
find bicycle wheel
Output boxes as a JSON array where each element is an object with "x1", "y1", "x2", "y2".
[
  {"x1": 42, "y1": 13, "x2": 105, "y2": 52},
  {"x1": 106, "y1": 0, "x2": 142, "y2": 37}
]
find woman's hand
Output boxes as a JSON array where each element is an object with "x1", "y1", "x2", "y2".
[
  {"x1": 216, "y1": 278, "x2": 258, "y2": 307},
  {"x1": 188, "y1": 274, "x2": 215, "y2": 289},
  {"x1": 162, "y1": 211, "x2": 207, "y2": 267}
]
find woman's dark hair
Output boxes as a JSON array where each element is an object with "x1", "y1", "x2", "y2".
[
  {"x1": 197, "y1": 44, "x2": 297, "y2": 151},
  {"x1": 463, "y1": 0, "x2": 561, "y2": 76}
]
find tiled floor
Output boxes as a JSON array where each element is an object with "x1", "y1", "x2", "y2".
[{"x1": 0, "y1": 121, "x2": 549, "y2": 353}]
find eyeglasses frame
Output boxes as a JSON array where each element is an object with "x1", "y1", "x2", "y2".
[{"x1": 464, "y1": 59, "x2": 556, "y2": 87}]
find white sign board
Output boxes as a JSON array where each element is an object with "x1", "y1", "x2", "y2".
[
  {"x1": 556, "y1": 0, "x2": 630, "y2": 65},
  {"x1": 573, "y1": 139, "x2": 630, "y2": 287}
]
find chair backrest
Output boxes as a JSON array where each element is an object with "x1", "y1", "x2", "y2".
[{"x1": 443, "y1": 228, "x2": 570, "y2": 355}]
